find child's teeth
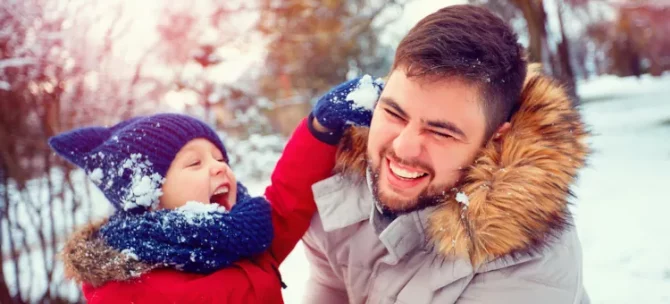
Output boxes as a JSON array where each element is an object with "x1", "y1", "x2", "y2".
[
  {"x1": 214, "y1": 187, "x2": 229, "y2": 195},
  {"x1": 389, "y1": 162, "x2": 425, "y2": 179}
]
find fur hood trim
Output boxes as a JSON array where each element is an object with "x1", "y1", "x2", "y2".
[{"x1": 61, "y1": 219, "x2": 155, "y2": 287}]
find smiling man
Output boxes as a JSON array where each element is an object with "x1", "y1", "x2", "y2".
[{"x1": 303, "y1": 4, "x2": 590, "y2": 304}]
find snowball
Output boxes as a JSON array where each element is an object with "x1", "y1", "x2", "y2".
[
  {"x1": 346, "y1": 74, "x2": 380, "y2": 110},
  {"x1": 88, "y1": 168, "x2": 104, "y2": 185},
  {"x1": 455, "y1": 192, "x2": 470, "y2": 206},
  {"x1": 132, "y1": 176, "x2": 154, "y2": 195},
  {"x1": 120, "y1": 154, "x2": 165, "y2": 211}
]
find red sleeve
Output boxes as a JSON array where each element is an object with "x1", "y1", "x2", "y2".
[
  {"x1": 82, "y1": 255, "x2": 283, "y2": 304},
  {"x1": 265, "y1": 117, "x2": 337, "y2": 264}
]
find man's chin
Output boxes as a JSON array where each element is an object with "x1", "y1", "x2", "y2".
[
  {"x1": 374, "y1": 188, "x2": 424, "y2": 215},
  {"x1": 373, "y1": 181, "x2": 446, "y2": 216}
]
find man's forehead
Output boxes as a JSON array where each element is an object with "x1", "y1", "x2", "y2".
[
  {"x1": 381, "y1": 71, "x2": 486, "y2": 140},
  {"x1": 384, "y1": 71, "x2": 482, "y2": 110}
]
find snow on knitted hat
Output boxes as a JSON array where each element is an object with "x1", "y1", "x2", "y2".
[{"x1": 48, "y1": 113, "x2": 227, "y2": 211}]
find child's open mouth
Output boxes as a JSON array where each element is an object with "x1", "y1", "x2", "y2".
[{"x1": 210, "y1": 185, "x2": 230, "y2": 206}]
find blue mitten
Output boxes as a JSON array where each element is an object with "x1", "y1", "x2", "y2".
[{"x1": 311, "y1": 75, "x2": 384, "y2": 141}]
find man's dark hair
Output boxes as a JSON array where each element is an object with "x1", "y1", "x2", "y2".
[{"x1": 392, "y1": 5, "x2": 527, "y2": 139}]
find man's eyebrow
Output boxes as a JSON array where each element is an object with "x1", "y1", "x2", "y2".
[
  {"x1": 379, "y1": 97, "x2": 408, "y2": 118},
  {"x1": 425, "y1": 119, "x2": 467, "y2": 140}
]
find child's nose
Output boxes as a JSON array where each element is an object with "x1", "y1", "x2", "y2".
[{"x1": 210, "y1": 161, "x2": 227, "y2": 176}]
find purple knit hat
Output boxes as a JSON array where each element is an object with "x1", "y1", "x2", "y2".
[{"x1": 48, "y1": 113, "x2": 227, "y2": 212}]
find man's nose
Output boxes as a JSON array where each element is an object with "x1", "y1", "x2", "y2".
[{"x1": 392, "y1": 125, "x2": 422, "y2": 160}]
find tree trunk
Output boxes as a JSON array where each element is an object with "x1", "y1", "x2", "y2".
[
  {"x1": 512, "y1": 0, "x2": 548, "y2": 64},
  {"x1": 0, "y1": 165, "x2": 15, "y2": 304},
  {"x1": 0, "y1": 269, "x2": 14, "y2": 304},
  {"x1": 554, "y1": 0, "x2": 577, "y2": 101}
]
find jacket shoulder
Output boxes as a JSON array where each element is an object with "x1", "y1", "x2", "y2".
[{"x1": 477, "y1": 225, "x2": 585, "y2": 288}]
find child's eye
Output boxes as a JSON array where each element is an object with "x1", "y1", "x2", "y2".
[
  {"x1": 216, "y1": 158, "x2": 226, "y2": 163},
  {"x1": 188, "y1": 160, "x2": 201, "y2": 167}
]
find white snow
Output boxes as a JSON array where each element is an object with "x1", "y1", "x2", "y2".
[
  {"x1": 121, "y1": 249, "x2": 138, "y2": 260},
  {"x1": 178, "y1": 201, "x2": 228, "y2": 214},
  {"x1": 176, "y1": 201, "x2": 228, "y2": 224},
  {"x1": 88, "y1": 168, "x2": 103, "y2": 185},
  {"x1": 0, "y1": 57, "x2": 36, "y2": 70},
  {"x1": 120, "y1": 154, "x2": 165, "y2": 210},
  {"x1": 455, "y1": 192, "x2": 469, "y2": 206},
  {"x1": 346, "y1": 74, "x2": 380, "y2": 110},
  {"x1": 571, "y1": 74, "x2": 670, "y2": 304}
]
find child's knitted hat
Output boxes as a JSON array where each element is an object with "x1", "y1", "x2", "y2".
[{"x1": 49, "y1": 113, "x2": 227, "y2": 211}]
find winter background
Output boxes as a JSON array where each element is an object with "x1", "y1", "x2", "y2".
[{"x1": 1, "y1": 0, "x2": 669, "y2": 303}]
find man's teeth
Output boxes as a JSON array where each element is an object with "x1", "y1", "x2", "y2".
[
  {"x1": 389, "y1": 162, "x2": 426, "y2": 179},
  {"x1": 213, "y1": 186, "x2": 229, "y2": 195}
]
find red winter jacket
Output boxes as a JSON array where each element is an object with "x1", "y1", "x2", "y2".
[{"x1": 73, "y1": 118, "x2": 336, "y2": 304}]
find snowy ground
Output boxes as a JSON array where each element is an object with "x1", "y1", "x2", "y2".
[
  {"x1": 246, "y1": 74, "x2": 670, "y2": 304},
  {"x1": 573, "y1": 74, "x2": 670, "y2": 304}
]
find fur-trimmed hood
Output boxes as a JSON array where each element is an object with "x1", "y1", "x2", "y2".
[
  {"x1": 334, "y1": 65, "x2": 589, "y2": 266},
  {"x1": 61, "y1": 220, "x2": 155, "y2": 287}
]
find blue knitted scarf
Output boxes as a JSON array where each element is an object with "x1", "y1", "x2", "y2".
[{"x1": 99, "y1": 183, "x2": 273, "y2": 274}]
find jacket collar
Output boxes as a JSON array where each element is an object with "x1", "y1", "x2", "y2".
[
  {"x1": 313, "y1": 169, "x2": 436, "y2": 263},
  {"x1": 330, "y1": 65, "x2": 590, "y2": 267}
]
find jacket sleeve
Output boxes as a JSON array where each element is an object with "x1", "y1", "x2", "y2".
[
  {"x1": 264, "y1": 117, "x2": 337, "y2": 264},
  {"x1": 301, "y1": 216, "x2": 349, "y2": 304}
]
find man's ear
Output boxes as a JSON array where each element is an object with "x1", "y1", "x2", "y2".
[{"x1": 492, "y1": 122, "x2": 511, "y2": 142}]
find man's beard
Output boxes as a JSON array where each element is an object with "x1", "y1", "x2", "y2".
[{"x1": 368, "y1": 149, "x2": 453, "y2": 217}]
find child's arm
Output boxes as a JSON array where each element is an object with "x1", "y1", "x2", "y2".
[
  {"x1": 265, "y1": 75, "x2": 383, "y2": 264},
  {"x1": 264, "y1": 116, "x2": 337, "y2": 264}
]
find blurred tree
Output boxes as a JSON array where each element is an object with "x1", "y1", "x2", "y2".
[
  {"x1": 590, "y1": 2, "x2": 670, "y2": 77},
  {"x1": 154, "y1": 3, "x2": 277, "y2": 135},
  {"x1": 470, "y1": 0, "x2": 585, "y2": 99},
  {"x1": 255, "y1": 0, "x2": 406, "y2": 134},
  {"x1": 473, "y1": 0, "x2": 669, "y2": 86},
  {"x1": 0, "y1": 0, "x2": 169, "y2": 301}
]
